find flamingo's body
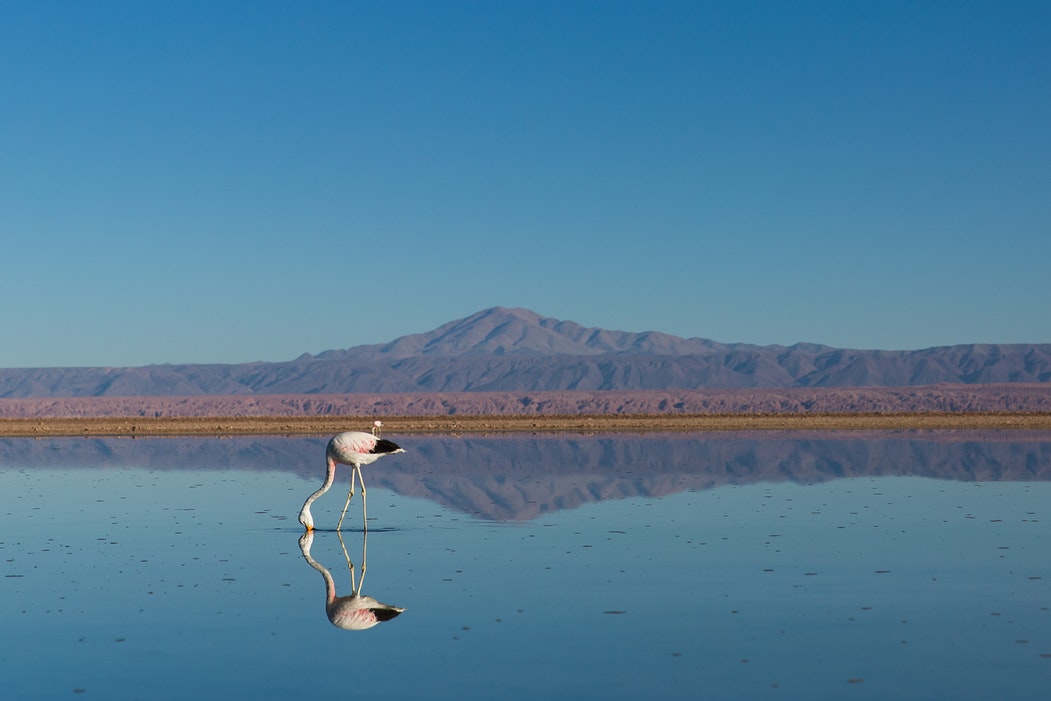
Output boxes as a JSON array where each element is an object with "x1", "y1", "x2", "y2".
[{"x1": 299, "y1": 428, "x2": 405, "y2": 531}]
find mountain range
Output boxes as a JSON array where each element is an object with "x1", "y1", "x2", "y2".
[{"x1": 1, "y1": 306, "x2": 1049, "y2": 398}]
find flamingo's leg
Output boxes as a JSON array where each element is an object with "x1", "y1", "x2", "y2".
[
  {"x1": 336, "y1": 473, "x2": 357, "y2": 531},
  {"x1": 358, "y1": 467, "x2": 369, "y2": 531},
  {"x1": 336, "y1": 529, "x2": 359, "y2": 591},
  {"x1": 359, "y1": 530, "x2": 368, "y2": 592}
]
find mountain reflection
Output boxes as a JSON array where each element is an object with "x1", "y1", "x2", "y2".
[
  {"x1": 2, "y1": 432, "x2": 1050, "y2": 521},
  {"x1": 298, "y1": 530, "x2": 405, "y2": 631}
]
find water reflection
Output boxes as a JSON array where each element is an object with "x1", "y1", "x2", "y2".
[
  {"x1": 1, "y1": 432, "x2": 1049, "y2": 700},
  {"x1": 298, "y1": 529, "x2": 405, "y2": 631},
  {"x1": 1, "y1": 431, "x2": 1048, "y2": 521}
]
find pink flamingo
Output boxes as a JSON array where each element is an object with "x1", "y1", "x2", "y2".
[
  {"x1": 298, "y1": 530, "x2": 405, "y2": 630},
  {"x1": 298, "y1": 423, "x2": 406, "y2": 531}
]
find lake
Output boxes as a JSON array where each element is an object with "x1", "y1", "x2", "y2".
[{"x1": 2, "y1": 431, "x2": 1050, "y2": 700}]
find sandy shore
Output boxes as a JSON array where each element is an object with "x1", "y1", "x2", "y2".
[{"x1": 1, "y1": 412, "x2": 1050, "y2": 437}]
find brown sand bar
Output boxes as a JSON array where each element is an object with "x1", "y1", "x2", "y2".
[{"x1": 2, "y1": 412, "x2": 1051, "y2": 437}]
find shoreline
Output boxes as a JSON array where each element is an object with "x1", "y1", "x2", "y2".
[{"x1": 2, "y1": 412, "x2": 1050, "y2": 437}]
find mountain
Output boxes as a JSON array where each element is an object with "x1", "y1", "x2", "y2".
[
  {"x1": 0, "y1": 306, "x2": 1049, "y2": 398},
  {"x1": 314, "y1": 307, "x2": 731, "y2": 360}
]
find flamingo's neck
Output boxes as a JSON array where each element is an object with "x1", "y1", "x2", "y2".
[
  {"x1": 299, "y1": 458, "x2": 337, "y2": 529},
  {"x1": 300, "y1": 537, "x2": 339, "y2": 603}
]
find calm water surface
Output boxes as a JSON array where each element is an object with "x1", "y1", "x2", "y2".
[{"x1": 2, "y1": 432, "x2": 1050, "y2": 700}]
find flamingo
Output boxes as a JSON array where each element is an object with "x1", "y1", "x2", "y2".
[
  {"x1": 298, "y1": 530, "x2": 405, "y2": 630},
  {"x1": 298, "y1": 423, "x2": 406, "y2": 531}
]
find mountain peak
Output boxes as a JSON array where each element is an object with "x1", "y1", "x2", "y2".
[{"x1": 333, "y1": 307, "x2": 725, "y2": 360}]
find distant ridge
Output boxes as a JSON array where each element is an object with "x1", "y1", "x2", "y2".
[
  {"x1": 315, "y1": 307, "x2": 729, "y2": 360},
  {"x1": 2, "y1": 386, "x2": 1050, "y2": 419},
  {"x1": 0, "y1": 306, "x2": 1049, "y2": 398}
]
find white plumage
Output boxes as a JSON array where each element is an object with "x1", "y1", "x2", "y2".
[{"x1": 299, "y1": 429, "x2": 406, "y2": 531}]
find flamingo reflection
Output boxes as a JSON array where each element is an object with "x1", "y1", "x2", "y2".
[{"x1": 298, "y1": 529, "x2": 405, "y2": 631}]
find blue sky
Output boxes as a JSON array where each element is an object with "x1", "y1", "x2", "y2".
[{"x1": 2, "y1": 1, "x2": 1048, "y2": 368}]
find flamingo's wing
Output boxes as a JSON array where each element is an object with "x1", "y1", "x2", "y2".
[{"x1": 332, "y1": 431, "x2": 377, "y2": 456}]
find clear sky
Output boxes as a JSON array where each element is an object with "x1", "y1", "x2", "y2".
[{"x1": 2, "y1": 1, "x2": 1048, "y2": 368}]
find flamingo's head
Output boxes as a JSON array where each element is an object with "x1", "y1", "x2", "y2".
[{"x1": 298, "y1": 505, "x2": 315, "y2": 531}]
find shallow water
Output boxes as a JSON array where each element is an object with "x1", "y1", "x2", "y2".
[{"x1": 2, "y1": 432, "x2": 1050, "y2": 700}]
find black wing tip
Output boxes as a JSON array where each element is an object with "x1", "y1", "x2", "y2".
[{"x1": 372, "y1": 438, "x2": 403, "y2": 454}]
